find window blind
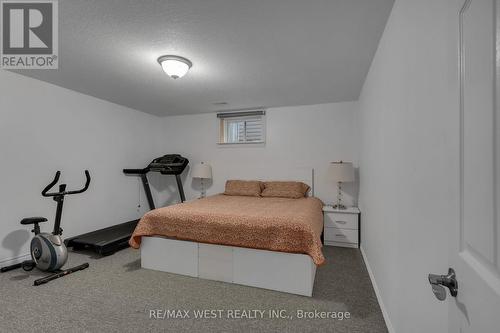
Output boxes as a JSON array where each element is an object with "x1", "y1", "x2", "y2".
[{"x1": 216, "y1": 110, "x2": 266, "y2": 118}]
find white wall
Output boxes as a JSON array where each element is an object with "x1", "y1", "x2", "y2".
[
  {"x1": 151, "y1": 102, "x2": 359, "y2": 207},
  {"x1": 0, "y1": 71, "x2": 359, "y2": 264},
  {"x1": 0, "y1": 70, "x2": 161, "y2": 264},
  {"x1": 358, "y1": 0, "x2": 459, "y2": 332}
]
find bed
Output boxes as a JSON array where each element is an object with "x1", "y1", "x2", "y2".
[{"x1": 130, "y1": 168, "x2": 324, "y2": 296}]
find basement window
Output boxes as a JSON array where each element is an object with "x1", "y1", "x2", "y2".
[{"x1": 217, "y1": 110, "x2": 266, "y2": 145}]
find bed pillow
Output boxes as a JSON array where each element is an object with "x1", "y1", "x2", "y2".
[
  {"x1": 261, "y1": 181, "x2": 310, "y2": 199},
  {"x1": 224, "y1": 180, "x2": 263, "y2": 197}
]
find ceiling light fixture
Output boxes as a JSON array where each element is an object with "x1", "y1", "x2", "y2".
[{"x1": 157, "y1": 55, "x2": 192, "y2": 79}]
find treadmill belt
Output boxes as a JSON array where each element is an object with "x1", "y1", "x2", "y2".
[{"x1": 65, "y1": 220, "x2": 138, "y2": 255}]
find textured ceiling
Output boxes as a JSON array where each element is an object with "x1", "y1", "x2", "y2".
[{"x1": 13, "y1": 0, "x2": 394, "y2": 116}]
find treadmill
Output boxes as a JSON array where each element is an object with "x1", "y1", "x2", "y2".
[
  {"x1": 65, "y1": 154, "x2": 189, "y2": 255},
  {"x1": 122, "y1": 154, "x2": 189, "y2": 208}
]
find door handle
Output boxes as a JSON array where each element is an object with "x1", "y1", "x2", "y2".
[{"x1": 428, "y1": 268, "x2": 458, "y2": 301}]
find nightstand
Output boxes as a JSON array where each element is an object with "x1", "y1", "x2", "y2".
[{"x1": 322, "y1": 206, "x2": 360, "y2": 248}]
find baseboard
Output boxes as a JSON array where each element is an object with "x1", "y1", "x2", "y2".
[
  {"x1": 0, "y1": 253, "x2": 31, "y2": 267},
  {"x1": 360, "y1": 246, "x2": 395, "y2": 333}
]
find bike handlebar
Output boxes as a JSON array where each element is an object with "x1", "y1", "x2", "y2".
[
  {"x1": 41, "y1": 170, "x2": 91, "y2": 197},
  {"x1": 41, "y1": 171, "x2": 61, "y2": 196}
]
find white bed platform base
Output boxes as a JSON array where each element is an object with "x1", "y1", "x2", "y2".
[{"x1": 141, "y1": 237, "x2": 317, "y2": 297}]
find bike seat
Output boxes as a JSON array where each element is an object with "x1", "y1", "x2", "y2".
[{"x1": 20, "y1": 217, "x2": 48, "y2": 225}]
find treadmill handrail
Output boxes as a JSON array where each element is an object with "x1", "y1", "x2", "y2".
[{"x1": 123, "y1": 168, "x2": 149, "y2": 174}]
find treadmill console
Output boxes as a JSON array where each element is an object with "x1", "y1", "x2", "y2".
[{"x1": 148, "y1": 154, "x2": 189, "y2": 174}]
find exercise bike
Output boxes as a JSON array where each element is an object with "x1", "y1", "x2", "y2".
[{"x1": 1, "y1": 170, "x2": 91, "y2": 286}]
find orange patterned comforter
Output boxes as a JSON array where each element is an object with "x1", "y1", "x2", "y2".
[{"x1": 129, "y1": 194, "x2": 325, "y2": 265}]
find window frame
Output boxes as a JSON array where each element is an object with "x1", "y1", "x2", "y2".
[{"x1": 217, "y1": 110, "x2": 266, "y2": 145}]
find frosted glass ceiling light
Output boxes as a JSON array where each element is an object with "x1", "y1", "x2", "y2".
[{"x1": 157, "y1": 55, "x2": 192, "y2": 79}]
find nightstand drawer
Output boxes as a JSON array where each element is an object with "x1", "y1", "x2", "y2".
[
  {"x1": 324, "y1": 227, "x2": 358, "y2": 244},
  {"x1": 324, "y1": 213, "x2": 358, "y2": 229}
]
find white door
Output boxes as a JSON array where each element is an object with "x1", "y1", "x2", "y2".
[{"x1": 443, "y1": 0, "x2": 500, "y2": 331}]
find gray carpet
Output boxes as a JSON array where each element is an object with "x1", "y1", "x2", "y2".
[{"x1": 0, "y1": 246, "x2": 387, "y2": 333}]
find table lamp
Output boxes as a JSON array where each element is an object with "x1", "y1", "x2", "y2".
[
  {"x1": 192, "y1": 162, "x2": 212, "y2": 198},
  {"x1": 328, "y1": 161, "x2": 354, "y2": 209}
]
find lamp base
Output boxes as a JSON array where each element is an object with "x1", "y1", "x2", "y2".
[{"x1": 332, "y1": 203, "x2": 347, "y2": 210}]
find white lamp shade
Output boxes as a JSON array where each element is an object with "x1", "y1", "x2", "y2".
[
  {"x1": 192, "y1": 163, "x2": 212, "y2": 179},
  {"x1": 328, "y1": 162, "x2": 355, "y2": 182}
]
